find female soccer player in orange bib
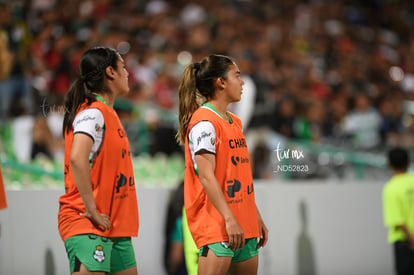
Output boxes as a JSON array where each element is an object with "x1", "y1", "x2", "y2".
[
  {"x1": 176, "y1": 54, "x2": 268, "y2": 275},
  {"x1": 58, "y1": 47, "x2": 139, "y2": 275}
]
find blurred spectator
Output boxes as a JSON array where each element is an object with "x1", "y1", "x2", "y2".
[
  {"x1": 114, "y1": 97, "x2": 149, "y2": 156},
  {"x1": 9, "y1": 98, "x2": 63, "y2": 163},
  {"x1": 0, "y1": 4, "x2": 33, "y2": 121},
  {"x1": 342, "y1": 93, "x2": 382, "y2": 150},
  {"x1": 324, "y1": 87, "x2": 350, "y2": 143},
  {"x1": 378, "y1": 94, "x2": 404, "y2": 146},
  {"x1": 153, "y1": 70, "x2": 178, "y2": 110},
  {"x1": 294, "y1": 100, "x2": 327, "y2": 142},
  {"x1": 271, "y1": 96, "x2": 297, "y2": 139},
  {"x1": 9, "y1": 101, "x2": 34, "y2": 163},
  {"x1": 44, "y1": 94, "x2": 65, "y2": 160},
  {"x1": 252, "y1": 142, "x2": 271, "y2": 180},
  {"x1": 0, "y1": 31, "x2": 12, "y2": 83},
  {"x1": 32, "y1": 115, "x2": 57, "y2": 161}
]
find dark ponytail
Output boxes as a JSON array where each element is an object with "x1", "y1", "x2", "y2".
[
  {"x1": 62, "y1": 47, "x2": 119, "y2": 135},
  {"x1": 62, "y1": 78, "x2": 95, "y2": 135},
  {"x1": 176, "y1": 54, "x2": 234, "y2": 145}
]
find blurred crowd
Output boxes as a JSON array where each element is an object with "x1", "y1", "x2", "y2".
[{"x1": 1, "y1": 0, "x2": 414, "y2": 179}]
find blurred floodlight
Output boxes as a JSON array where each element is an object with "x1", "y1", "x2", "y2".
[
  {"x1": 177, "y1": 51, "x2": 192, "y2": 66},
  {"x1": 389, "y1": 66, "x2": 404, "y2": 82},
  {"x1": 117, "y1": 41, "x2": 131, "y2": 55}
]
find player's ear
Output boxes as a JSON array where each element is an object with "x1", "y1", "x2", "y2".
[
  {"x1": 216, "y1": 77, "x2": 225, "y2": 89},
  {"x1": 105, "y1": 66, "x2": 116, "y2": 80}
]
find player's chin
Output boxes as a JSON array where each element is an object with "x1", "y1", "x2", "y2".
[
  {"x1": 232, "y1": 97, "x2": 241, "y2": 103},
  {"x1": 120, "y1": 87, "x2": 130, "y2": 96}
]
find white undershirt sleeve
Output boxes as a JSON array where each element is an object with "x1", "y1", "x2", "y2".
[
  {"x1": 188, "y1": 121, "x2": 216, "y2": 173},
  {"x1": 189, "y1": 121, "x2": 216, "y2": 155},
  {"x1": 73, "y1": 108, "x2": 105, "y2": 159}
]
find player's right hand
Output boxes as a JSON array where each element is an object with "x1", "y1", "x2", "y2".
[{"x1": 225, "y1": 217, "x2": 245, "y2": 250}]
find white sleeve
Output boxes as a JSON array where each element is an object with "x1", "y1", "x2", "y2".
[
  {"x1": 189, "y1": 121, "x2": 216, "y2": 154},
  {"x1": 73, "y1": 108, "x2": 104, "y2": 143}
]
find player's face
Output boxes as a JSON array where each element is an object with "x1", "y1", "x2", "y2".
[
  {"x1": 114, "y1": 55, "x2": 130, "y2": 96},
  {"x1": 223, "y1": 63, "x2": 244, "y2": 103}
]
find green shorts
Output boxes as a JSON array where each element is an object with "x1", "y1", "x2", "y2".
[
  {"x1": 199, "y1": 238, "x2": 258, "y2": 263},
  {"x1": 64, "y1": 234, "x2": 136, "y2": 273}
]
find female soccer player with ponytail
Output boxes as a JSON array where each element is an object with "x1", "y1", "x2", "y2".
[
  {"x1": 58, "y1": 47, "x2": 139, "y2": 275},
  {"x1": 177, "y1": 54, "x2": 268, "y2": 275}
]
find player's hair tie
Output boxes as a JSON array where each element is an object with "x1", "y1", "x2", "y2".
[{"x1": 193, "y1": 62, "x2": 201, "y2": 72}]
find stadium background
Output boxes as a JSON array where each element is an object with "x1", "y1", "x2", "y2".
[{"x1": 0, "y1": 0, "x2": 413, "y2": 274}]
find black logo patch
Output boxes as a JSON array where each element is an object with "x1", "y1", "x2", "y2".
[
  {"x1": 226, "y1": 179, "x2": 241, "y2": 198},
  {"x1": 231, "y1": 156, "x2": 240, "y2": 166}
]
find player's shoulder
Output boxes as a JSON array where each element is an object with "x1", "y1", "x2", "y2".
[
  {"x1": 73, "y1": 108, "x2": 104, "y2": 127},
  {"x1": 75, "y1": 108, "x2": 103, "y2": 120}
]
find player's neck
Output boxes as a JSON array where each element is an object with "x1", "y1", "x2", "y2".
[
  {"x1": 393, "y1": 170, "x2": 407, "y2": 176},
  {"x1": 207, "y1": 100, "x2": 228, "y2": 119},
  {"x1": 94, "y1": 93, "x2": 114, "y2": 107}
]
